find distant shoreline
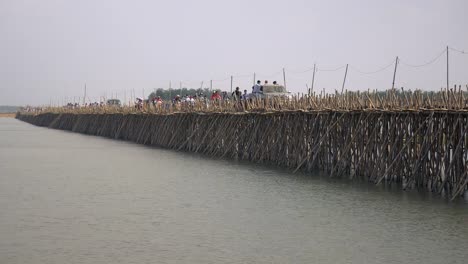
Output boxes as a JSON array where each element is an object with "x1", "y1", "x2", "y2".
[{"x1": 0, "y1": 113, "x2": 16, "y2": 118}]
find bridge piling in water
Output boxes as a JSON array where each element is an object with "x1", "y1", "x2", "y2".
[{"x1": 16, "y1": 110, "x2": 468, "y2": 199}]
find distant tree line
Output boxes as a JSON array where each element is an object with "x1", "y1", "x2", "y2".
[
  {"x1": 147, "y1": 88, "x2": 221, "y2": 100},
  {"x1": 0, "y1": 105, "x2": 19, "y2": 113}
]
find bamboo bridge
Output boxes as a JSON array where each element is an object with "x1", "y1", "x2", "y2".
[{"x1": 17, "y1": 89, "x2": 468, "y2": 199}]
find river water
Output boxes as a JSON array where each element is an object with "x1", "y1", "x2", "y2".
[{"x1": 0, "y1": 118, "x2": 467, "y2": 264}]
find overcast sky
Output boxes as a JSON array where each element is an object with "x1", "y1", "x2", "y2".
[{"x1": 1, "y1": 0, "x2": 467, "y2": 105}]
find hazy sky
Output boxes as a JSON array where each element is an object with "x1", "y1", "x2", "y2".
[{"x1": 1, "y1": 0, "x2": 467, "y2": 105}]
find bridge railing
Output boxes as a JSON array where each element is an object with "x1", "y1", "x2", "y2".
[{"x1": 21, "y1": 87, "x2": 468, "y2": 115}]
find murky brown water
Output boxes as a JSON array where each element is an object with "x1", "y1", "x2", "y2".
[{"x1": 0, "y1": 118, "x2": 467, "y2": 264}]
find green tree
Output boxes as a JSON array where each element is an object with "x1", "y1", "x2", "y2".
[{"x1": 147, "y1": 87, "x2": 220, "y2": 101}]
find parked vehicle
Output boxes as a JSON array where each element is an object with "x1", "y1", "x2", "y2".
[
  {"x1": 248, "y1": 85, "x2": 292, "y2": 100},
  {"x1": 106, "y1": 99, "x2": 121, "y2": 106}
]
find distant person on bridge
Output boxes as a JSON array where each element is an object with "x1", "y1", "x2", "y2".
[
  {"x1": 210, "y1": 91, "x2": 222, "y2": 101},
  {"x1": 241, "y1": 90, "x2": 248, "y2": 100},
  {"x1": 232, "y1": 87, "x2": 242, "y2": 101},
  {"x1": 252, "y1": 80, "x2": 262, "y2": 94},
  {"x1": 173, "y1": 95, "x2": 181, "y2": 104}
]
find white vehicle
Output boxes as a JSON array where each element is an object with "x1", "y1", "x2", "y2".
[
  {"x1": 106, "y1": 99, "x2": 121, "y2": 106},
  {"x1": 248, "y1": 85, "x2": 292, "y2": 100}
]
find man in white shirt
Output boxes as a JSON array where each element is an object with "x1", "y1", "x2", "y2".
[{"x1": 252, "y1": 80, "x2": 262, "y2": 93}]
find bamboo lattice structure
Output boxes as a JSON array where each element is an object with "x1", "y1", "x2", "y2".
[{"x1": 17, "y1": 88, "x2": 468, "y2": 199}]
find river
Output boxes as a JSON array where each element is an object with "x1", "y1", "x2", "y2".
[{"x1": 0, "y1": 118, "x2": 467, "y2": 264}]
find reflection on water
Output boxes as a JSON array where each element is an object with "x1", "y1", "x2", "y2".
[{"x1": 0, "y1": 118, "x2": 467, "y2": 264}]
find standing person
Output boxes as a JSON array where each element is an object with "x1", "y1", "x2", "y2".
[
  {"x1": 135, "y1": 98, "x2": 143, "y2": 110},
  {"x1": 155, "y1": 96, "x2": 163, "y2": 108},
  {"x1": 252, "y1": 80, "x2": 262, "y2": 94},
  {"x1": 174, "y1": 95, "x2": 181, "y2": 104},
  {"x1": 263, "y1": 80, "x2": 268, "y2": 93},
  {"x1": 210, "y1": 91, "x2": 221, "y2": 101},
  {"x1": 232, "y1": 87, "x2": 242, "y2": 101},
  {"x1": 241, "y1": 89, "x2": 248, "y2": 100}
]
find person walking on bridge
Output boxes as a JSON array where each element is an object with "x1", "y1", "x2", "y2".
[
  {"x1": 210, "y1": 91, "x2": 222, "y2": 101},
  {"x1": 232, "y1": 87, "x2": 242, "y2": 101},
  {"x1": 252, "y1": 80, "x2": 262, "y2": 94}
]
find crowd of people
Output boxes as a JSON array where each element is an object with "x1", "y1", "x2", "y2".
[
  {"x1": 148, "y1": 79, "x2": 278, "y2": 106},
  {"x1": 24, "y1": 80, "x2": 281, "y2": 112},
  {"x1": 135, "y1": 91, "x2": 230, "y2": 110},
  {"x1": 65, "y1": 102, "x2": 103, "y2": 109}
]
